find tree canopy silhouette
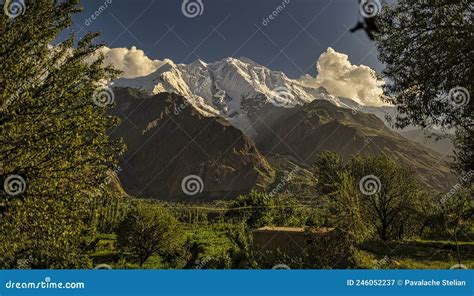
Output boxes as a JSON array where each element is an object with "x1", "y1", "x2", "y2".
[
  {"x1": 375, "y1": 0, "x2": 473, "y2": 173},
  {"x1": 0, "y1": 0, "x2": 124, "y2": 268}
]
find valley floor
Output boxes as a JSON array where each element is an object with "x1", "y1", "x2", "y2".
[{"x1": 90, "y1": 227, "x2": 474, "y2": 270}]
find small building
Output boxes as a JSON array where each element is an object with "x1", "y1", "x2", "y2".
[
  {"x1": 252, "y1": 227, "x2": 307, "y2": 255},
  {"x1": 252, "y1": 226, "x2": 336, "y2": 255}
]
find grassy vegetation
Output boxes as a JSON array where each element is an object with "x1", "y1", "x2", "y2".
[
  {"x1": 89, "y1": 223, "x2": 474, "y2": 269},
  {"x1": 359, "y1": 239, "x2": 474, "y2": 269}
]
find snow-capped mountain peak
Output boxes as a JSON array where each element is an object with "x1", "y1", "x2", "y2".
[{"x1": 113, "y1": 57, "x2": 396, "y2": 137}]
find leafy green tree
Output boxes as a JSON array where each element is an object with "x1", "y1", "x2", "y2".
[
  {"x1": 116, "y1": 204, "x2": 185, "y2": 267},
  {"x1": 313, "y1": 152, "x2": 423, "y2": 241},
  {"x1": 225, "y1": 222, "x2": 257, "y2": 269},
  {"x1": 0, "y1": 0, "x2": 123, "y2": 268},
  {"x1": 349, "y1": 154, "x2": 423, "y2": 241},
  {"x1": 227, "y1": 190, "x2": 275, "y2": 229},
  {"x1": 312, "y1": 152, "x2": 369, "y2": 241},
  {"x1": 271, "y1": 193, "x2": 309, "y2": 227},
  {"x1": 311, "y1": 151, "x2": 345, "y2": 196},
  {"x1": 440, "y1": 186, "x2": 473, "y2": 265},
  {"x1": 376, "y1": 0, "x2": 473, "y2": 173},
  {"x1": 227, "y1": 190, "x2": 308, "y2": 229}
]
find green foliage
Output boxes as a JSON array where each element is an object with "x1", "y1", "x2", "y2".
[
  {"x1": 92, "y1": 193, "x2": 130, "y2": 233},
  {"x1": 227, "y1": 190, "x2": 275, "y2": 228},
  {"x1": 305, "y1": 229, "x2": 358, "y2": 269},
  {"x1": 360, "y1": 239, "x2": 474, "y2": 269},
  {"x1": 227, "y1": 190, "x2": 309, "y2": 229},
  {"x1": 116, "y1": 204, "x2": 185, "y2": 267},
  {"x1": 417, "y1": 186, "x2": 473, "y2": 240},
  {"x1": 0, "y1": 0, "x2": 124, "y2": 268},
  {"x1": 350, "y1": 154, "x2": 424, "y2": 241},
  {"x1": 225, "y1": 222, "x2": 256, "y2": 269},
  {"x1": 376, "y1": 0, "x2": 473, "y2": 172},
  {"x1": 313, "y1": 151, "x2": 424, "y2": 241},
  {"x1": 453, "y1": 128, "x2": 474, "y2": 173},
  {"x1": 185, "y1": 226, "x2": 233, "y2": 269}
]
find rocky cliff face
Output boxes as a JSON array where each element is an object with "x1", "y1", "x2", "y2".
[
  {"x1": 258, "y1": 100, "x2": 456, "y2": 190},
  {"x1": 109, "y1": 88, "x2": 275, "y2": 200}
]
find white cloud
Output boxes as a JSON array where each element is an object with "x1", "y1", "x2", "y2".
[
  {"x1": 90, "y1": 46, "x2": 174, "y2": 78},
  {"x1": 299, "y1": 47, "x2": 386, "y2": 106}
]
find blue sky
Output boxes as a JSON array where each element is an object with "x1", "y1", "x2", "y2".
[{"x1": 67, "y1": 0, "x2": 381, "y2": 79}]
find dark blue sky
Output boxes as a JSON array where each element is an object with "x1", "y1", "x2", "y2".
[{"x1": 67, "y1": 0, "x2": 381, "y2": 79}]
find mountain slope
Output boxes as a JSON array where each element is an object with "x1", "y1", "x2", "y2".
[
  {"x1": 113, "y1": 57, "x2": 454, "y2": 150},
  {"x1": 113, "y1": 57, "x2": 360, "y2": 138},
  {"x1": 399, "y1": 129, "x2": 455, "y2": 156},
  {"x1": 258, "y1": 100, "x2": 456, "y2": 189},
  {"x1": 111, "y1": 58, "x2": 456, "y2": 190},
  {"x1": 109, "y1": 88, "x2": 275, "y2": 200}
]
